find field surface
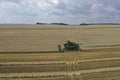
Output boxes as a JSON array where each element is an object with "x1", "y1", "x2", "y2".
[
  {"x1": 0, "y1": 24, "x2": 120, "y2": 52},
  {"x1": 0, "y1": 24, "x2": 120, "y2": 80}
]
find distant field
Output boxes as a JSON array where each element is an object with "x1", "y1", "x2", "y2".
[
  {"x1": 0, "y1": 24, "x2": 120, "y2": 80},
  {"x1": 0, "y1": 24, "x2": 120, "y2": 52}
]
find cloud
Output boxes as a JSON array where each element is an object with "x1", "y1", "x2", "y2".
[{"x1": 0, "y1": 0, "x2": 120, "y2": 24}]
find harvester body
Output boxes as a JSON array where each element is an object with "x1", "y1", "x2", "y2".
[
  {"x1": 58, "y1": 41, "x2": 82, "y2": 53},
  {"x1": 64, "y1": 41, "x2": 80, "y2": 51}
]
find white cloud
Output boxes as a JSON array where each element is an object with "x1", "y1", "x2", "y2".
[
  {"x1": 0, "y1": 2, "x2": 17, "y2": 8},
  {"x1": 51, "y1": 0, "x2": 60, "y2": 5},
  {"x1": 105, "y1": 5, "x2": 116, "y2": 13},
  {"x1": 0, "y1": 0, "x2": 120, "y2": 24}
]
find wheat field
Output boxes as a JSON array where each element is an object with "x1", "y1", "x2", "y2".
[
  {"x1": 0, "y1": 24, "x2": 120, "y2": 80},
  {"x1": 0, "y1": 24, "x2": 120, "y2": 52}
]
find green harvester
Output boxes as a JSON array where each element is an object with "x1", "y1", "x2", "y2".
[{"x1": 58, "y1": 41, "x2": 82, "y2": 53}]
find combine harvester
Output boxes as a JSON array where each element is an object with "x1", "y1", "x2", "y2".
[{"x1": 58, "y1": 41, "x2": 82, "y2": 53}]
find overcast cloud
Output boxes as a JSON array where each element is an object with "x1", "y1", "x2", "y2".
[{"x1": 0, "y1": 0, "x2": 120, "y2": 24}]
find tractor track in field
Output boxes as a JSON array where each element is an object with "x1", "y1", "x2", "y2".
[{"x1": 64, "y1": 56, "x2": 120, "y2": 80}]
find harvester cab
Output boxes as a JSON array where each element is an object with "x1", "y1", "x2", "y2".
[{"x1": 58, "y1": 41, "x2": 82, "y2": 53}]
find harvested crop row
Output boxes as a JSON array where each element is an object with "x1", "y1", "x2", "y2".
[
  {"x1": 0, "y1": 50, "x2": 120, "y2": 62},
  {"x1": 0, "y1": 61, "x2": 66, "y2": 66},
  {"x1": 0, "y1": 65, "x2": 66, "y2": 73},
  {"x1": 0, "y1": 67, "x2": 120, "y2": 78},
  {"x1": 77, "y1": 59, "x2": 120, "y2": 70},
  {"x1": 0, "y1": 59, "x2": 120, "y2": 73},
  {"x1": 81, "y1": 70, "x2": 120, "y2": 80},
  {"x1": 1, "y1": 72, "x2": 119, "y2": 80},
  {"x1": 0, "y1": 57, "x2": 119, "y2": 66}
]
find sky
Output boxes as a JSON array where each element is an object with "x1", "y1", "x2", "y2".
[{"x1": 0, "y1": 0, "x2": 120, "y2": 24}]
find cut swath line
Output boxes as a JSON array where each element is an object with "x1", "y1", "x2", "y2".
[
  {"x1": 0, "y1": 67, "x2": 120, "y2": 78},
  {"x1": 0, "y1": 57, "x2": 119, "y2": 66}
]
